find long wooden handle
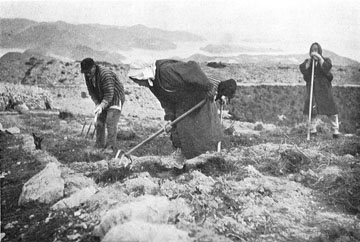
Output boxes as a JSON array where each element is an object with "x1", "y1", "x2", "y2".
[
  {"x1": 115, "y1": 99, "x2": 207, "y2": 159},
  {"x1": 217, "y1": 100, "x2": 224, "y2": 152},
  {"x1": 307, "y1": 60, "x2": 316, "y2": 141}
]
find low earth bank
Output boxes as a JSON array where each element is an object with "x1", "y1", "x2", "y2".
[{"x1": 229, "y1": 84, "x2": 360, "y2": 133}]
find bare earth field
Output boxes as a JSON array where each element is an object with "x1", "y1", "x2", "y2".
[{"x1": 1, "y1": 55, "x2": 360, "y2": 242}]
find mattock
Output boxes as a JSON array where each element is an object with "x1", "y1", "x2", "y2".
[{"x1": 114, "y1": 99, "x2": 207, "y2": 168}]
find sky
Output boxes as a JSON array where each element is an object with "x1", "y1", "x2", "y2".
[{"x1": 1, "y1": 0, "x2": 360, "y2": 61}]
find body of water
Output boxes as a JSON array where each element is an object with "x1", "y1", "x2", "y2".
[
  {"x1": 118, "y1": 41, "x2": 296, "y2": 64},
  {"x1": 0, "y1": 41, "x2": 295, "y2": 64},
  {"x1": 1, "y1": 41, "x2": 358, "y2": 64}
]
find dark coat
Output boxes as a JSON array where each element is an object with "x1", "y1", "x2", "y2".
[
  {"x1": 299, "y1": 57, "x2": 338, "y2": 116},
  {"x1": 150, "y1": 59, "x2": 223, "y2": 159}
]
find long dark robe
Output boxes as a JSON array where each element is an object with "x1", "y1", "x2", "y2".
[
  {"x1": 299, "y1": 43, "x2": 338, "y2": 116},
  {"x1": 300, "y1": 58, "x2": 338, "y2": 116},
  {"x1": 149, "y1": 59, "x2": 223, "y2": 159}
]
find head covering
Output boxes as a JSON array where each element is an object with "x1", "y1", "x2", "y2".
[
  {"x1": 309, "y1": 42, "x2": 323, "y2": 55},
  {"x1": 127, "y1": 61, "x2": 155, "y2": 80},
  {"x1": 216, "y1": 79, "x2": 237, "y2": 103},
  {"x1": 80, "y1": 58, "x2": 95, "y2": 73}
]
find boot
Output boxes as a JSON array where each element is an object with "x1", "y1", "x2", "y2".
[
  {"x1": 329, "y1": 114, "x2": 340, "y2": 139},
  {"x1": 163, "y1": 148, "x2": 186, "y2": 169}
]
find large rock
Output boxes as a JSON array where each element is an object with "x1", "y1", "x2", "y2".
[
  {"x1": 4, "y1": 127, "x2": 20, "y2": 134},
  {"x1": 33, "y1": 151, "x2": 61, "y2": 166},
  {"x1": 21, "y1": 134, "x2": 36, "y2": 152},
  {"x1": 122, "y1": 173, "x2": 159, "y2": 196},
  {"x1": 60, "y1": 166, "x2": 97, "y2": 196},
  {"x1": 93, "y1": 195, "x2": 191, "y2": 239},
  {"x1": 18, "y1": 162, "x2": 64, "y2": 205},
  {"x1": 51, "y1": 186, "x2": 97, "y2": 210},
  {"x1": 14, "y1": 103, "x2": 29, "y2": 114},
  {"x1": 83, "y1": 184, "x2": 130, "y2": 216},
  {"x1": 102, "y1": 221, "x2": 190, "y2": 242}
]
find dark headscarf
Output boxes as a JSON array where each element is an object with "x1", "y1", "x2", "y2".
[
  {"x1": 216, "y1": 79, "x2": 237, "y2": 103},
  {"x1": 309, "y1": 42, "x2": 323, "y2": 56}
]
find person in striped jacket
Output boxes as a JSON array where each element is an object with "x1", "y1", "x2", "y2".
[
  {"x1": 128, "y1": 59, "x2": 236, "y2": 169},
  {"x1": 80, "y1": 58, "x2": 125, "y2": 152}
]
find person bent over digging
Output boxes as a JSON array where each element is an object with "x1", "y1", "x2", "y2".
[
  {"x1": 128, "y1": 59, "x2": 236, "y2": 169},
  {"x1": 300, "y1": 42, "x2": 340, "y2": 139},
  {"x1": 81, "y1": 58, "x2": 125, "y2": 152}
]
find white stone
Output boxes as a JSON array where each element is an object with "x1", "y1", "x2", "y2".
[
  {"x1": 14, "y1": 103, "x2": 29, "y2": 114},
  {"x1": 51, "y1": 186, "x2": 97, "y2": 210},
  {"x1": 93, "y1": 195, "x2": 190, "y2": 239},
  {"x1": 122, "y1": 176, "x2": 158, "y2": 195},
  {"x1": 6, "y1": 127, "x2": 21, "y2": 134},
  {"x1": 60, "y1": 167, "x2": 97, "y2": 196},
  {"x1": 18, "y1": 162, "x2": 64, "y2": 205},
  {"x1": 102, "y1": 221, "x2": 190, "y2": 242}
]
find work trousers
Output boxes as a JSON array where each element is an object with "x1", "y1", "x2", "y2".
[{"x1": 95, "y1": 109, "x2": 121, "y2": 150}]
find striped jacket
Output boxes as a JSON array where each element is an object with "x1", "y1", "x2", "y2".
[{"x1": 85, "y1": 65, "x2": 125, "y2": 110}]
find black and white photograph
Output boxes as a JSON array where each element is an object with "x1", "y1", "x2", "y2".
[{"x1": 1, "y1": 0, "x2": 359, "y2": 241}]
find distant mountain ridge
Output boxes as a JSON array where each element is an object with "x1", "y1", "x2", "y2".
[
  {"x1": 0, "y1": 18, "x2": 204, "y2": 63},
  {"x1": 1, "y1": 18, "x2": 359, "y2": 67},
  {"x1": 187, "y1": 49, "x2": 360, "y2": 66}
]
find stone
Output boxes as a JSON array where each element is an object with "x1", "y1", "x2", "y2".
[
  {"x1": 33, "y1": 151, "x2": 61, "y2": 166},
  {"x1": 60, "y1": 167, "x2": 97, "y2": 196},
  {"x1": 122, "y1": 175, "x2": 159, "y2": 196},
  {"x1": 14, "y1": 103, "x2": 29, "y2": 114},
  {"x1": 102, "y1": 221, "x2": 190, "y2": 242},
  {"x1": 6, "y1": 127, "x2": 21, "y2": 134},
  {"x1": 93, "y1": 195, "x2": 190, "y2": 239},
  {"x1": 18, "y1": 162, "x2": 64, "y2": 205},
  {"x1": 51, "y1": 186, "x2": 97, "y2": 210}
]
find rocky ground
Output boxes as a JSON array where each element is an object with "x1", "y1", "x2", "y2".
[
  {"x1": 1, "y1": 53, "x2": 360, "y2": 242},
  {"x1": 1, "y1": 96, "x2": 360, "y2": 242}
]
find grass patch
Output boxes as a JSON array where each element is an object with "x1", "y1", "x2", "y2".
[{"x1": 313, "y1": 164, "x2": 360, "y2": 214}]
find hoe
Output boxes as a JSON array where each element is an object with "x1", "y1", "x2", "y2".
[{"x1": 114, "y1": 99, "x2": 207, "y2": 167}]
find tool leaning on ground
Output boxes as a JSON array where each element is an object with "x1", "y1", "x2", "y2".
[
  {"x1": 217, "y1": 95, "x2": 226, "y2": 152},
  {"x1": 306, "y1": 59, "x2": 316, "y2": 141},
  {"x1": 114, "y1": 99, "x2": 207, "y2": 167}
]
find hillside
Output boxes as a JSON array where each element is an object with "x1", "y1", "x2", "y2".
[
  {"x1": 3, "y1": 51, "x2": 360, "y2": 91},
  {"x1": 0, "y1": 18, "x2": 204, "y2": 63}
]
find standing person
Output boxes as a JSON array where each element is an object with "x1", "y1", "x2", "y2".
[
  {"x1": 300, "y1": 42, "x2": 340, "y2": 138},
  {"x1": 80, "y1": 58, "x2": 126, "y2": 151},
  {"x1": 127, "y1": 60, "x2": 236, "y2": 168}
]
